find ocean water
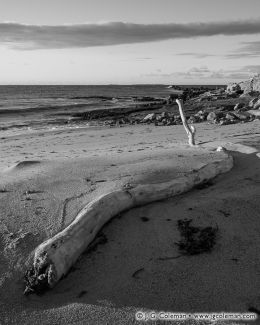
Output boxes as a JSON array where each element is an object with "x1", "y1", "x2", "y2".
[
  {"x1": 0, "y1": 85, "x2": 221, "y2": 136},
  {"x1": 0, "y1": 85, "x2": 174, "y2": 112}
]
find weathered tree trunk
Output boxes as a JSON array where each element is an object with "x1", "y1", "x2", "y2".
[
  {"x1": 176, "y1": 99, "x2": 196, "y2": 146},
  {"x1": 24, "y1": 152, "x2": 233, "y2": 294}
]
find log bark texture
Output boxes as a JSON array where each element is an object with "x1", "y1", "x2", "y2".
[{"x1": 25, "y1": 149, "x2": 233, "y2": 293}]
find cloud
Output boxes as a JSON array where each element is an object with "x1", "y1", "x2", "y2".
[
  {"x1": 242, "y1": 41, "x2": 260, "y2": 53},
  {"x1": 225, "y1": 40, "x2": 260, "y2": 59},
  {"x1": 177, "y1": 52, "x2": 217, "y2": 59},
  {"x1": 177, "y1": 41, "x2": 260, "y2": 60},
  {"x1": 136, "y1": 57, "x2": 153, "y2": 60},
  {"x1": 144, "y1": 66, "x2": 255, "y2": 80},
  {"x1": 1, "y1": 19, "x2": 260, "y2": 50},
  {"x1": 240, "y1": 65, "x2": 260, "y2": 73}
]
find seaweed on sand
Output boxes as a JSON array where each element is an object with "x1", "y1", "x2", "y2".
[
  {"x1": 175, "y1": 219, "x2": 218, "y2": 255},
  {"x1": 24, "y1": 265, "x2": 50, "y2": 296}
]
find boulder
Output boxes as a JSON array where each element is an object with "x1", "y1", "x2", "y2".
[
  {"x1": 195, "y1": 110, "x2": 207, "y2": 121},
  {"x1": 174, "y1": 115, "x2": 182, "y2": 124},
  {"x1": 166, "y1": 120, "x2": 175, "y2": 126},
  {"x1": 253, "y1": 98, "x2": 260, "y2": 109},
  {"x1": 207, "y1": 112, "x2": 220, "y2": 123},
  {"x1": 219, "y1": 117, "x2": 234, "y2": 125},
  {"x1": 207, "y1": 111, "x2": 227, "y2": 123},
  {"x1": 207, "y1": 112, "x2": 217, "y2": 121},
  {"x1": 249, "y1": 97, "x2": 259, "y2": 108},
  {"x1": 219, "y1": 119, "x2": 230, "y2": 126},
  {"x1": 134, "y1": 118, "x2": 141, "y2": 124},
  {"x1": 143, "y1": 113, "x2": 156, "y2": 122},
  {"x1": 215, "y1": 105, "x2": 232, "y2": 112},
  {"x1": 234, "y1": 103, "x2": 245, "y2": 111},
  {"x1": 225, "y1": 113, "x2": 237, "y2": 121},
  {"x1": 227, "y1": 92, "x2": 240, "y2": 98},
  {"x1": 251, "y1": 75, "x2": 260, "y2": 93},
  {"x1": 232, "y1": 112, "x2": 251, "y2": 121},
  {"x1": 226, "y1": 82, "x2": 241, "y2": 94},
  {"x1": 197, "y1": 110, "x2": 206, "y2": 115},
  {"x1": 161, "y1": 111, "x2": 169, "y2": 119},
  {"x1": 188, "y1": 115, "x2": 198, "y2": 124},
  {"x1": 239, "y1": 79, "x2": 252, "y2": 94},
  {"x1": 248, "y1": 110, "x2": 260, "y2": 117},
  {"x1": 239, "y1": 75, "x2": 260, "y2": 94}
]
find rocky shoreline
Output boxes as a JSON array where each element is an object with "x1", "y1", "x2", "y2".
[
  {"x1": 68, "y1": 78, "x2": 260, "y2": 128},
  {"x1": 2, "y1": 81, "x2": 259, "y2": 134}
]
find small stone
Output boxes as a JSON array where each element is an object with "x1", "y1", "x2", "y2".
[{"x1": 216, "y1": 146, "x2": 226, "y2": 152}]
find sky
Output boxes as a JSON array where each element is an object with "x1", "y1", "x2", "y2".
[{"x1": 0, "y1": 0, "x2": 260, "y2": 84}]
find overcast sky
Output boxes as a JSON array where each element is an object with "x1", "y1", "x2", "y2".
[{"x1": 0, "y1": 0, "x2": 260, "y2": 84}]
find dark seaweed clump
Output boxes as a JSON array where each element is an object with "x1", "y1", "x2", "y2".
[
  {"x1": 175, "y1": 219, "x2": 218, "y2": 255},
  {"x1": 24, "y1": 266, "x2": 49, "y2": 296}
]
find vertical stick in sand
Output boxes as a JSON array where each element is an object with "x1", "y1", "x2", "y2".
[{"x1": 176, "y1": 98, "x2": 196, "y2": 146}]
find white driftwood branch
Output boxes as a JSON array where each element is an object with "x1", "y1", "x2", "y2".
[
  {"x1": 25, "y1": 150, "x2": 233, "y2": 293},
  {"x1": 176, "y1": 99, "x2": 196, "y2": 146}
]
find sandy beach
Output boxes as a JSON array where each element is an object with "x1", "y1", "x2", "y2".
[
  {"x1": 0, "y1": 119, "x2": 259, "y2": 324},
  {"x1": 1, "y1": 0, "x2": 260, "y2": 323}
]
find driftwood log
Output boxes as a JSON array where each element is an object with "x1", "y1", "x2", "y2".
[
  {"x1": 176, "y1": 99, "x2": 196, "y2": 146},
  {"x1": 24, "y1": 148, "x2": 233, "y2": 294}
]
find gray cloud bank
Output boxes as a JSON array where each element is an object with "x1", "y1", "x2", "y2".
[
  {"x1": 1, "y1": 20, "x2": 260, "y2": 49},
  {"x1": 226, "y1": 41, "x2": 260, "y2": 58},
  {"x1": 145, "y1": 65, "x2": 260, "y2": 80}
]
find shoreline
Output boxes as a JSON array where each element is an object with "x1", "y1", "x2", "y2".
[{"x1": 1, "y1": 94, "x2": 259, "y2": 141}]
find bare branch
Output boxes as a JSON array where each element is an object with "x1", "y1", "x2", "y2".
[{"x1": 176, "y1": 99, "x2": 196, "y2": 146}]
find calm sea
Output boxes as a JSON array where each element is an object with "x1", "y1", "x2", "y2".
[
  {"x1": 0, "y1": 85, "x2": 221, "y2": 136},
  {"x1": 0, "y1": 85, "x2": 174, "y2": 111}
]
